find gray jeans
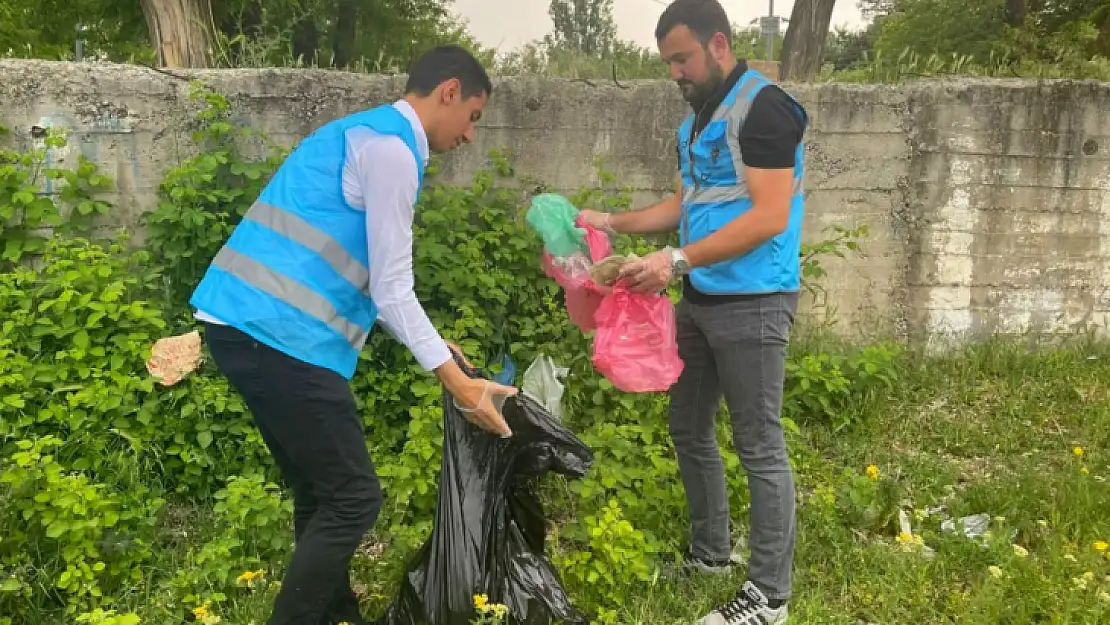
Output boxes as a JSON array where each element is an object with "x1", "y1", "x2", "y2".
[{"x1": 668, "y1": 291, "x2": 799, "y2": 601}]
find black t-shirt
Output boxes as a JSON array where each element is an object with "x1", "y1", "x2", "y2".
[{"x1": 679, "y1": 60, "x2": 807, "y2": 301}]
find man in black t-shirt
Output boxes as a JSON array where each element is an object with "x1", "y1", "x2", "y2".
[{"x1": 579, "y1": 1, "x2": 809, "y2": 624}]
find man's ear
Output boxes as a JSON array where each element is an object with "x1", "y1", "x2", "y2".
[
  {"x1": 439, "y1": 78, "x2": 461, "y2": 105},
  {"x1": 709, "y1": 32, "x2": 731, "y2": 62}
]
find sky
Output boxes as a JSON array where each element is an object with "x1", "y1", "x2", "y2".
[{"x1": 450, "y1": 0, "x2": 870, "y2": 52}]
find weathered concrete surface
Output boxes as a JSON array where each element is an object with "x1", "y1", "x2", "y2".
[{"x1": 1, "y1": 59, "x2": 1108, "y2": 343}]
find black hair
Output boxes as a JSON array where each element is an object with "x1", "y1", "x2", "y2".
[
  {"x1": 654, "y1": 0, "x2": 732, "y2": 48},
  {"x1": 404, "y1": 45, "x2": 492, "y2": 99}
]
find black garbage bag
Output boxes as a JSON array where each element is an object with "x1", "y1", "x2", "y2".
[{"x1": 375, "y1": 358, "x2": 594, "y2": 625}]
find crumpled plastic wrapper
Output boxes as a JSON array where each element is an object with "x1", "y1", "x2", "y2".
[
  {"x1": 588, "y1": 253, "x2": 639, "y2": 286},
  {"x1": 146, "y1": 330, "x2": 202, "y2": 386}
]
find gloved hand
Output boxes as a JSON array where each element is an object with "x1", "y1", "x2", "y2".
[
  {"x1": 452, "y1": 377, "x2": 518, "y2": 438},
  {"x1": 577, "y1": 209, "x2": 613, "y2": 234},
  {"x1": 618, "y1": 249, "x2": 673, "y2": 293}
]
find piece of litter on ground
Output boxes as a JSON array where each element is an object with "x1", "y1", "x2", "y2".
[
  {"x1": 897, "y1": 509, "x2": 937, "y2": 559},
  {"x1": 941, "y1": 513, "x2": 990, "y2": 538},
  {"x1": 146, "y1": 330, "x2": 202, "y2": 386}
]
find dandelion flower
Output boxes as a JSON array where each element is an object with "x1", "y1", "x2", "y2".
[
  {"x1": 866, "y1": 464, "x2": 880, "y2": 480},
  {"x1": 236, "y1": 570, "x2": 265, "y2": 585},
  {"x1": 988, "y1": 565, "x2": 1003, "y2": 578},
  {"x1": 1094, "y1": 541, "x2": 1108, "y2": 552},
  {"x1": 1073, "y1": 446, "x2": 1084, "y2": 457},
  {"x1": 1012, "y1": 544, "x2": 1029, "y2": 558}
]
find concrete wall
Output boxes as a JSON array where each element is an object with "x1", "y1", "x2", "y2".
[{"x1": 1, "y1": 59, "x2": 1109, "y2": 343}]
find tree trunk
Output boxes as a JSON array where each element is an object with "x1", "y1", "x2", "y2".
[
  {"x1": 332, "y1": 0, "x2": 358, "y2": 68},
  {"x1": 139, "y1": 0, "x2": 216, "y2": 68},
  {"x1": 1004, "y1": 0, "x2": 1026, "y2": 27},
  {"x1": 779, "y1": 0, "x2": 838, "y2": 82},
  {"x1": 292, "y1": 0, "x2": 319, "y2": 66}
]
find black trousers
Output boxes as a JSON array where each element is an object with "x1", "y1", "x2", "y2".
[{"x1": 205, "y1": 323, "x2": 382, "y2": 625}]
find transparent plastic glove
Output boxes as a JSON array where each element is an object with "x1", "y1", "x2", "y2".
[
  {"x1": 577, "y1": 209, "x2": 615, "y2": 235},
  {"x1": 451, "y1": 377, "x2": 518, "y2": 438}
]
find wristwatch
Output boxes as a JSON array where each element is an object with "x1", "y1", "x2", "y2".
[{"x1": 667, "y1": 247, "x2": 691, "y2": 277}]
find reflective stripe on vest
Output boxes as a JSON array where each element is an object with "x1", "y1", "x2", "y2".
[
  {"x1": 211, "y1": 246, "x2": 368, "y2": 348},
  {"x1": 242, "y1": 201, "x2": 371, "y2": 296}
]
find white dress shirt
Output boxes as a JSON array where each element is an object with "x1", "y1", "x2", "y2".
[{"x1": 196, "y1": 100, "x2": 453, "y2": 372}]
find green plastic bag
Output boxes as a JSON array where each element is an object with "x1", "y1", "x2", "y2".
[{"x1": 526, "y1": 193, "x2": 588, "y2": 258}]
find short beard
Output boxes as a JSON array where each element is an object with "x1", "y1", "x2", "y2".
[{"x1": 678, "y1": 56, "x2": 726, "y2": 107}]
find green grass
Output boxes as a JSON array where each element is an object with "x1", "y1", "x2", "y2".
[{"x1": 52, "y1": 338, "x2": 1110, "y2": 625}]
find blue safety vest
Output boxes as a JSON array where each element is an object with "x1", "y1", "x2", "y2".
[
  {"x1": 189, "y1": 104, "x2": 426, "y2": 379},
  {"x1": 677, "y1": 69, "x2": 808, "y2": 294}
]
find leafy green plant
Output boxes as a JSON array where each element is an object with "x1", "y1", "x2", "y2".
[
  {"x1": 555, "y1": 499, "x2": 657, "y2": 617},
  {"x1": 0, "y1": 125, "x2": 112, "y2": 267}
]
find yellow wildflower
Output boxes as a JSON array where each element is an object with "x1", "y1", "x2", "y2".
[
  {"x1": 474, "y1": 594, "x2": 489, "y2": 610},
  {"x1": 1012, "y1": 544, "x2": 1029, "y2": 558},
  {"x1": 236, "y1": 569, "x2": 266, "y2": 585},
  {"x1": 1073, "y1": 446, "x2": 1084, "y2": 457},
  {"x1": 988, "y1": 565, "x2": 1003, "y2": 579},
  {"x1": 866, "y1": 464, "x2": 880, "y2": 480},
  {"x1": 1080, "y1": 467, "x2": 1090, "y2": 475},
  {"x1": 192, "y1": 603, "x2": 222, "y2": 625},
  {"x1": 1094, "y1": 541, "x2": 1108, "y2": 552}
]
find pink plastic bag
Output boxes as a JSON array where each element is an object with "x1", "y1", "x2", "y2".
[
  {"x1": 541, "y1": 216, "x2": 684, "y2": 393},
  {"x1": 591, "y1": 283, "x2": 684, "y2": 393},
  {"x1": 541, "y1": 219, "x2": 611, "y2": 332}
]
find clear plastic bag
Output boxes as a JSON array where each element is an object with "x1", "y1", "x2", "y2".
[
  {"x1": 522, "y1": 354, "x2": 570, "y2": 421},
  {"x1": 540, "y1": 218, "x2": 611, "y2": 332},
  {"x1": 591, "y1": 284, "x2": 684, "y2": 393}
]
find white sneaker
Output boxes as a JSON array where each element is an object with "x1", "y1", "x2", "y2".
[{"x1": 698, "y1": 581, "x2": 788, "y2": 625}]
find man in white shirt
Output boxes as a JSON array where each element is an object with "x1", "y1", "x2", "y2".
[{"x1": 188, "y1": 45, "x2": 515, "y2": 625}]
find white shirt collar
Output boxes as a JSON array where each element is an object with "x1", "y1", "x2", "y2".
[{"x1": 391, "y1": 99, "x2": 429, "y2": 164}]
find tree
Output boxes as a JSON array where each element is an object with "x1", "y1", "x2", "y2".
[
  {"x1": 546, "y1": 0, "x2": 617, "y2": 56},
  {"x1": 139, "y1": 0, "x2": 217, "y2": 67},
  {"x1": 779, "y1": 0, "x2": 838, "y2": 81}
]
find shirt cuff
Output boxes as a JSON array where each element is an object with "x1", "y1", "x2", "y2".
[{"x1": 411, "y1": 336, "x2": 453, "y2": 372}]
